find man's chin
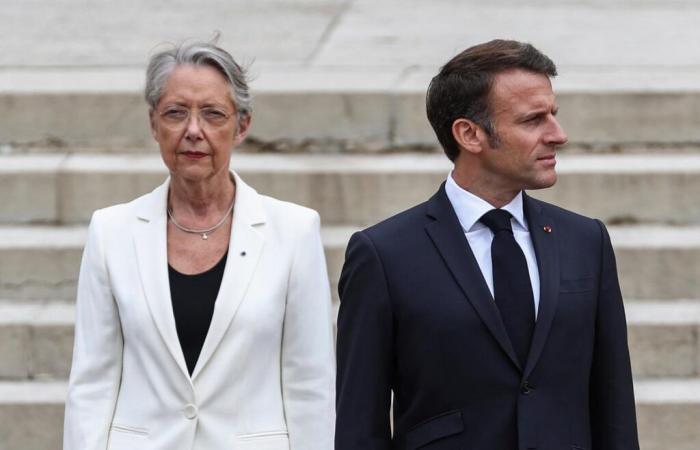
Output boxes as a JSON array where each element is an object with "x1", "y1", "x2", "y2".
[{"x1": 525, "y1": 174, "x2": 557, "y2": 191}]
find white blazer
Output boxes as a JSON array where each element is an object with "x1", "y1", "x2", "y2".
[{"x1": 64, "y1": 172, "x2": 335, "y2": 450}]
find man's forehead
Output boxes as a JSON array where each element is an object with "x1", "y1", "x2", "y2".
[{"x1": 490, "y1": 69, "x2": 556, "y2": 112}]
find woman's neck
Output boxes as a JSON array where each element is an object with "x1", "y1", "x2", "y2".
[{"x1": 168, "y1": 172, "x2": 236, "y2": 221}]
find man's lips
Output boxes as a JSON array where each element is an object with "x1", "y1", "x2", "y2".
[{"x1": 537, "y1": 154, "x2": 556, "y2": 166}]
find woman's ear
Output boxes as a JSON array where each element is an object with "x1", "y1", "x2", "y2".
[
  {"x1": 233, "y1": 114, "x2": 252, "y2": 146},
  {"x1": 149, "y1": 109, "x2": 159, "y2": 141}
]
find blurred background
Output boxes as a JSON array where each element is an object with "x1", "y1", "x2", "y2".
[{"x1": 1, "y1": 0, "x2": 700, "y2": 448}]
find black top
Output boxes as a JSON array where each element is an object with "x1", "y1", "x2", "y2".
[{"x1": 168, "y1": 251, "x2": 228, "y2": 375}]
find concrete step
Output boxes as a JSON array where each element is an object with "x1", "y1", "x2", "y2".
[
  {"x1": 0, "y1": 298, "x2": 698, "y2": 381},
  {"x1": 635, "y1": 378, "x2": 700, "y2": 450},
  {"x1": 4, "y1": 153, "x2": 700, "y2": 226},
  {"x1": 6, "y1": 0, "x2": 700, "y2": 70},
  {"x1": 0, "y1": 226, "x2": 85, "y2": 301},
  {"x1": 0, "y1": 381, "x2": 65, "y2": 450},
  {"x1": 4, "y1": 65, "x2": 700, "y2": 150},
  {"x1": 626, "y1": 301, "x2": 700, "y2": 379},
  {"x1": 8, "y1": 143, "x2": 700, "y2": 156},
  {"x1": 609, "y1": 226, "x2": 700, "y2": 300},
  {"x1": 1, "y1": 224, "x2": 699, "y2": 301},
  {"x1": 0, "y1": 302, "x2": 74, "y2": 381},
  {"x1": 0, "y1": 378, "x2": 697, "y2": 450}
]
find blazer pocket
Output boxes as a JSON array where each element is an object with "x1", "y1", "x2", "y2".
[
  {"x1": 560, "y1": 276, "x2": 595, "y2": 293},
  {"x1": 236, "y1": 430, "x2": 290, "y2": 450},
  {"x1": 108, "y1": 423, "x2": 149, "y2": 449},
  {"x1": 110, "y1": 423, "x2": 149, "y2": 437},
  {"x1": 405, "y1": 410, "x2": 464, "y2": 449}
]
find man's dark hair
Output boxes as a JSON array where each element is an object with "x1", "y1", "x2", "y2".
[{"x1": 426, "y1": 39, "x2": 557, "y2": 161}]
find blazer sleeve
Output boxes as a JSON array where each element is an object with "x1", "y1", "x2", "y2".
[
  {"x1": 282, "y1": 210, "x2": 336, "y2": 450},
  {"x1": 63, "y1": 210, "x2": 123, "y2": 450},
  {"x1": 590, "y1": 220, "x2": 640, "y2": 449},
  {"x1": 336, "y1": 231, "x2": 393, "y2": 450}
]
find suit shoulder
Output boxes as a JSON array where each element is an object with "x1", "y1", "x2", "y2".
[
  {"x1": 528, "y1": 196, "x2": 604, "y2": 237},
  {"x1": 354, "y1": 201, "x2": 429, "y2": 254},
  {"x1": 258, "y1": 195, "x2": 321, "y2": 243},
  {"x1": 260, "y1": 194, "x2": 319, "y2": 224},
  {"x1": 364, "y1": 201, "x2": 427, "y2": 236},
  {"x1": 89, "y1": 193, "x2": 146, "y2": 230}
]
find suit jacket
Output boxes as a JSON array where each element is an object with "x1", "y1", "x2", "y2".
[
  {"x1": 336, "y1": 184, "x2": 639, "y2": 450},
  {"x1": 64, "y1": 172, "x2": 335, "y2": 450}
]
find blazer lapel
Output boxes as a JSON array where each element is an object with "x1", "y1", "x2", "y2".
[
  {"x1": 191, "y1": 172, "x2": 266, "y2": 380},
  {"x1": 133, "y1": 178, "x2": 191, "y2": 380},
  {"x1": 424, "y1": 184, "x2": 521, "y2": 371},
  {"x1": 523, "y1": 193, "x2": 560, "y2": 378}
]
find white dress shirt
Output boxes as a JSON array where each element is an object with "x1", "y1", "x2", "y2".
[{"x1": 445, "y1": 173, "x2": 540, "y2": 318}]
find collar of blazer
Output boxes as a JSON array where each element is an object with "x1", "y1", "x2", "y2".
[
  {"x1": 132, "y1": 170, "x2": 267, "y2": 382},
  {"x1": 425, "y1": 184, "x2": 560, "y2": 377}
]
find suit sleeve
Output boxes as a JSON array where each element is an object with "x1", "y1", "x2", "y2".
[
  {"x1": 336, "y1": 231, "x2": 393, "y2": 450},
  {"x1": 63, "y1": 210, "x2": 123, "y2": 450},
  {"x1": 590, "y1": 220, "x2": 640, "y2": 449},
  {"x1": 282, "y1": 210, "x2": 336, "y2": 450}
]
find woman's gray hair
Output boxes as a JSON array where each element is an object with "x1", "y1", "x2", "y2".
[{"x1": 145, "y1": 41, "x2": 252, "y2": 120}]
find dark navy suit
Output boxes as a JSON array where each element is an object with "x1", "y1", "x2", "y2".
[{"x1": 336, "y1": 184, "x2": 639, "y2": 450}]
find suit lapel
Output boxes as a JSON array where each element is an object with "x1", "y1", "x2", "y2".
[
  {"x1": 191, "y1": 173, "x2": 266, "y2": 380},
  {"x1": 424, "y1": 184, "x2": 521, "y2": 371},
  {"x1": 133, "y1": 179, "x2": 191, "y2": 380},
  {"x1": 523, "y1": 193, "x2": 560, "y2": 378}
]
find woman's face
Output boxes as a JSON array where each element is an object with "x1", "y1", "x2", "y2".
[{"x1": 150, "y1": 64, "x2": 250, "y2": 183}]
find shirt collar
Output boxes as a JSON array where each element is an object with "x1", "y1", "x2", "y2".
[{"x1": 445, "y1": 172, "x2": 529, "y2": 233}]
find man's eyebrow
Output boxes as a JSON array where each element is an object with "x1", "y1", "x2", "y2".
[
  {"x1": 516, "y1": 109, "x2": 547, "y2": 121},
  {"x1": 517, "y1": 105, "x2": 559, "y2": 121}
]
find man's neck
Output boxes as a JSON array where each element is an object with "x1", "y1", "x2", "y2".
[{"x1": 451, "y1": 170, "x2": 520, "y2": 208}]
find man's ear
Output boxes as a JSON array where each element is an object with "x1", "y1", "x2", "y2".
[{"x1": 452, "y1": 118, "x2": 486, "y2": 156}]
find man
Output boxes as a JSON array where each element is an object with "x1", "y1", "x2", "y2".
[{"x1": 336, "y1": 40, "x2": 639, "y2": 450}]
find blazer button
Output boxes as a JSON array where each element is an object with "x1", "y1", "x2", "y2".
[
  {"x1": 184, "y1": 404, "x2": 198, "y2": 419},
  {"x1": 521, "y1": 381, "x2": 533, "y2": 395}
]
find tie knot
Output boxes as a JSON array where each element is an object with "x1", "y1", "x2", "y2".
[{"x1": 480, "y1": 209, "x2": 513, "y2": 233}]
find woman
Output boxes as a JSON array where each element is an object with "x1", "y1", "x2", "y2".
[{"x1": 63, "y1": 41, "x2": 335, "y2": 450}]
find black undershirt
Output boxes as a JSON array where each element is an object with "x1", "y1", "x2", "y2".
[{"x1": 168, "y1": 251, "x2": 228, "y2": 375}]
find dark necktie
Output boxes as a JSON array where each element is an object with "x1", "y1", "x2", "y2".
[{"x1": 480, "y1": 209, "x2": 535, "y2": 367}]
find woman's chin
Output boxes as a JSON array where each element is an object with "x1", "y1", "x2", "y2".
[{"x1": 171, "y1": 165, "x2": 211, "y2": 182}]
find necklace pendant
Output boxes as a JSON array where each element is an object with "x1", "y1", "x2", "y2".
[{"x1": 202, "y1": 233, "x2": 208, "y2": 240}]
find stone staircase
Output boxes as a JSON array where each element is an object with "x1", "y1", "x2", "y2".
[
  {"x1": 2, "y1": 151, "x2": 700, "y2": 448},
  {"x1": 3, "y1": 1, "x2": 700, "y2": 449}
]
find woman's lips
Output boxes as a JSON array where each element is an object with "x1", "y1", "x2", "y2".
[{"x1": 181, "y1": 151, "x2": 208, "y2": 160}]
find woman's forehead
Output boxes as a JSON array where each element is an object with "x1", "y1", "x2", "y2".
[{"x1": 160, "y1": 65, "x2": 233, "y2": 105}]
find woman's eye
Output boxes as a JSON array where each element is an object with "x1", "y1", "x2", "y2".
[
  {"x1": 164, "y1": 109, "x2": 188, "y2": 119},
  {"x1": 203, "y1": 110, "x2": 226, "y2": 118},
  {"x1": 203, "y1": 110, "x2": 228, "y2": 121}
]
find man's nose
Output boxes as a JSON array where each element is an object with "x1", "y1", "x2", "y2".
[{"x1": 546, "y1": 116, "x2": 568, "y2": 146}]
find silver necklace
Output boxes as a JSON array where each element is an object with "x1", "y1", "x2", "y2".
[{"x1": 167, "y1": 198, "x2": 235, "y2": 240}]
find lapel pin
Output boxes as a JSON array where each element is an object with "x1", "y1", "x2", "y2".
[{"x1": 543, "y1": 226, "x2": 552, "y2": 233}]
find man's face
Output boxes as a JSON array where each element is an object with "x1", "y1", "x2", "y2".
[{"x1": 479, "y1": 68, "x2": 568, "y2": 192}]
